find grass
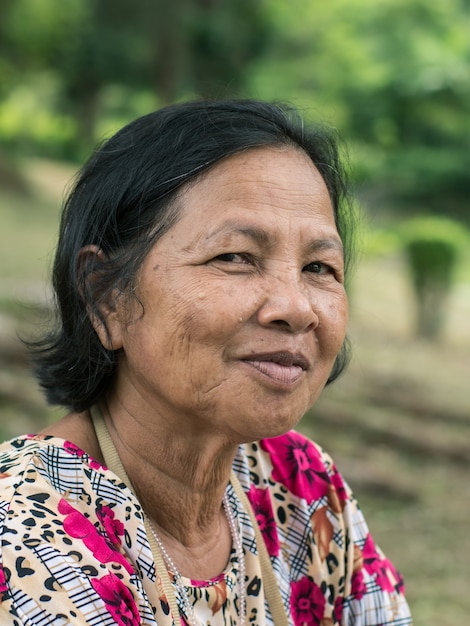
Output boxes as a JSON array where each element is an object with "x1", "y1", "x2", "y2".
[
  {"x1": 0, "y1": 157, "x2": 75, "y2": 300},
  {"x1": 0, "y1": 189, "x2": 57, "y2": 283},
  {"x1": 1, "y1": 159, "x2": 470, "y2": 625}
]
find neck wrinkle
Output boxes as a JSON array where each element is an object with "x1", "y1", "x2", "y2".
[{"x1": 100, "y1": 396, "x2": 238, "y2": 545}]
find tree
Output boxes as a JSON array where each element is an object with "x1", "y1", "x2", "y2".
[
  {"x1": 397, "y1": 216, "x2": 469, "y2": 340},
  {"x1": 248, "y1": 0, "x2": 470, "y2": 220},
  {"x1": 0, "y1": 0, "x2": 271, "y2": 153}
]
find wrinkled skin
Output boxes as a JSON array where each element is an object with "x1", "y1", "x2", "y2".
[{"x1": 102, "y1": 146, "x2": 348, "y2": 446}]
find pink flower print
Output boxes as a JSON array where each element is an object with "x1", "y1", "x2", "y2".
[
  {"x1": 260, "y1": 432, "x2": 332, "y2": 503},
  {"x1": 247, "y1": 485, "x2": 280, "y2": 556},
  {"x1": 92, "y1": 573, "x2": 140, "y2": 625},
  {"x1": 63, "y1": 441, "x2": 83, "y2": 455},
  {"x1": 58, "y1": 498, "x2": 133, "y2": 574},
  {"x1": 290, "y1": 576, "x2": 326, "y2": 625},
  {"x1": 97, "y1": 505, "x2": 125, "y2": 548},
  {"x1": 363, "y1": 534, "x2": 404, "y2": 594},
  {"x1": 350, "y1": 569, "x2": 366, "y2": 600},
  {"x1": 350, "y1": 544, "x2": 366, "y2": 600},
  {"x1": 0, "y1": 563, "x2": 9, "y2": 601},
  {"x1": 63, "y1": 440, "x2": 106, "y2": 470},
  {"x1": 333, "y1": 596, "x2": 344, "y2": 623},
  {"x1": 329, "y1": 470, "x2": 346, "y2": 499}
]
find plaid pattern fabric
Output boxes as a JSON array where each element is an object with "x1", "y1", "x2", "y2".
[
  {"x1": 233, "y1": 438, "x2": 412, "y2": 625},
  {"x1": 0, "y1": 432, "x2": 412, "y2": 625}
]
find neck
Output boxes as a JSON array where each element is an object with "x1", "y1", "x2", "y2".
[{"x1": 101, "y1": 396, "x2": 238, "y2": 549}]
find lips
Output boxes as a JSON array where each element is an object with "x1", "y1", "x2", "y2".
[{"x1": 241, "y1": 351, "x2": 310, "y2": 385}]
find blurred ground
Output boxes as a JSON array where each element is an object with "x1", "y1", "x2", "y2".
[{"x1": 0, "y1": 159, "x2": 469, "y2": 625}]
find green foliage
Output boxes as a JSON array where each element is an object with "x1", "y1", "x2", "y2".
[
  {"x1": 0, "y1": 76, "x2": 77, "y2": 159},
  {"x1": 249, "y1": 0, "x2": 470, "y2": 219},
  {"x1": 407, "y1": 238, "x2": 456, "y2": 289},
  {"x1": 0, "y1": 0, "x2": 469, "y2": 219},
  {"x1": 0, "y1": 0, "x2": 271, "y2": 153},
  {"x1": 360, "y1": 215, "x2": 469, "y2": 339},
  {"x1": 362, "y1": 226, "x2": 402, "y2": 258},
  {"x1": 395, "y1": 216, "x2": 469, "y2": 339},
  {"x1": 396, "y1": 215, "x2": 469, "y2": 249}
]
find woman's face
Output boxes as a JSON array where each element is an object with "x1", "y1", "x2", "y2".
[{"x1": 106, "y1": 147, "x2": 348, "y2": 443}]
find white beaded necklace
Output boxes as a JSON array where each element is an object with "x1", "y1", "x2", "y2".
[{"x1": 148, "y1": 492, "x2": 246, "y2": 626}]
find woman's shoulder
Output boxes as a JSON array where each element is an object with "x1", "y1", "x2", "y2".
[
  {"x1": 0, "y1": 433, "x2": 106, "y2": 472},
  {"x1": 0, "y1": 434, "x2": 112, "y2": 515},
  {"x1": 0, "y1": 435, "x2": 142, "y2": 624},
  {"x1": 0, "y1": 434, "x2": 62, "y2": 480}
]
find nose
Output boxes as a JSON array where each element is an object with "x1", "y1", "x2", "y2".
[{"x1": 256, "y1": 274, "x2": 319, "y2": 333}]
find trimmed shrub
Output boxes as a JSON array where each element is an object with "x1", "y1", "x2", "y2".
[{"x1": 398, "y1": 216, "x2": 468, "y2": 340}]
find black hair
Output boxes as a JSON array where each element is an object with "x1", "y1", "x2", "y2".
[{"x1": 30, "y1": 99, "x2": 355, "y2": 411}]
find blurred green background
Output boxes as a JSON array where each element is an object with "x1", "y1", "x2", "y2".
[{"x1": 0, "y1": 1, "x2": 469, "y2": 624}]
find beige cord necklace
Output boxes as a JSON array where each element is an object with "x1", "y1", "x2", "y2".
[{"x1": 90, "y1": 404, "x2": 289, "y2": 626}]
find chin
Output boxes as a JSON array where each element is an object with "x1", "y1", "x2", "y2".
[{"x1": 236, "y1": 411, "x2": 304, "y2": 444}]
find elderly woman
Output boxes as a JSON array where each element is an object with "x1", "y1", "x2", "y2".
[{"x1": 0, "y1": 100, "x2": 411, "y2": 625}]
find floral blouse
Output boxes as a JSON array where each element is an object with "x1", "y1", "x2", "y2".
[{"x1": 0, "y1": 429, "x2": 412, "y2": 625}]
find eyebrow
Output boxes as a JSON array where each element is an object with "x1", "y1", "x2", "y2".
[
  {"x1": 204, "y1": 221, "x2": 344, "y2": 254},
  {"x1": 306, "y1": 238, "x2": 344, "y2": 255}
]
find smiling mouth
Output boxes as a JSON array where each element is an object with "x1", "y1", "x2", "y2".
[{"x1": 241, "y1": 351, "x2": 309, "y2": 385}]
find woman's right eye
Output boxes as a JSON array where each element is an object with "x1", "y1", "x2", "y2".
[{"x1": 213, "y1": 253, "x2": 250, "y2": 264}]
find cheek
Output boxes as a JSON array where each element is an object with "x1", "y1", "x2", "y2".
[
  {"x1": 175, "y1": 285, "x2": 248, "y2": 343},
  {"x1": 319, "y1": 292, "x2": 349, "y2": 354}
]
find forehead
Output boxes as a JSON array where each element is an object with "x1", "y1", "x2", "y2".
[
  {"x1": 151, "y1": 146, "x2": 341, "y2": 258},
  {"x1": 197, "y1": 144, "x2": 324, "y2": 182},
  {"x1": 179, "y1": 146, "x2": 333, "y2": 217}
]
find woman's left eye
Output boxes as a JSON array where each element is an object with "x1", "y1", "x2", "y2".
[{"x1": 303, "y1": 261, "x2": 332, "y2": 274}]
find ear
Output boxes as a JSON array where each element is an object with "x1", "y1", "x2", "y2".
[{"x1": 77, "y1": 245, "x2": 125, "y2": 351}]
